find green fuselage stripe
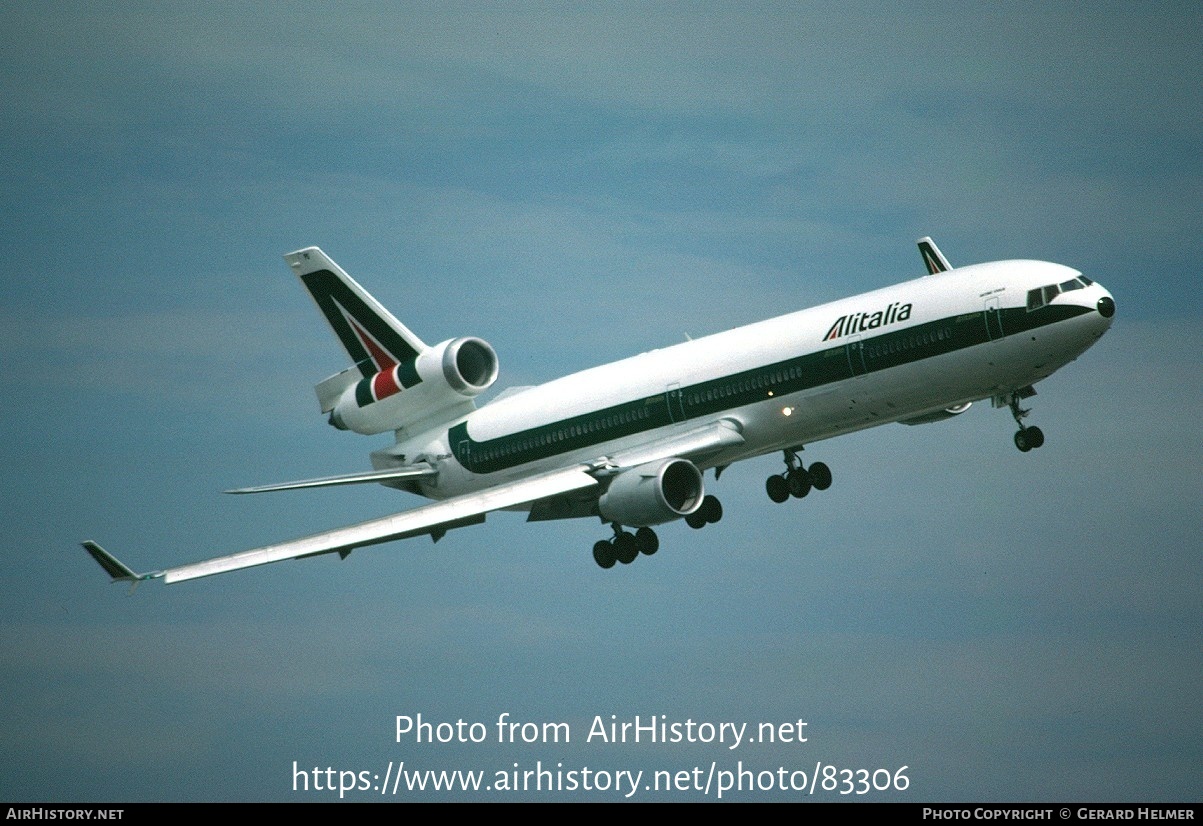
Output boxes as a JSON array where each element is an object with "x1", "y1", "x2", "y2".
[{"x1": 449, "y1": 303, "x2": 1092, "y2": 474}]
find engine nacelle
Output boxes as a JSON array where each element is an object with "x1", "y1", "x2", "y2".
[
  {"x1": 598, "y1": 458, "x2": 705, "y2": 527},
  {"x1": 328, "y1": 337, "x2": 499, "y2": 435},
  {"x1": 898, "y1": 401, "x2": 972, "y2": 426}
]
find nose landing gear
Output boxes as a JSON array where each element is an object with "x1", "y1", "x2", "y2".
[
  {"x1": 1007, "y1": 392, "x2": 1045, "y2": 452},
  {"x1": 1014, "y1": 426, "x2": 1044, "y2": 452}
]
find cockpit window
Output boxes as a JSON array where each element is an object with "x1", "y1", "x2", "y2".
[{"x1": 1028, "y1": 277, "x2": 1094, "y2": 311}]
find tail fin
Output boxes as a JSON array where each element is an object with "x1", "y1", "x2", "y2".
[
  {"x1": 917, "y1": 236, "x2": 952, "y2": 275},
  {"x1": 284, "y1": 247, "x2": 427, "y2": 378}
]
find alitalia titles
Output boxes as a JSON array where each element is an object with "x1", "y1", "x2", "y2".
[{"x1": 823, "y1": 301, "x2": 912, "y2": 341}]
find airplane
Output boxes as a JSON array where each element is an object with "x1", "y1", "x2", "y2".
[{"x1": 82, "y1": 238, "x2": 1116, "y2": 585}]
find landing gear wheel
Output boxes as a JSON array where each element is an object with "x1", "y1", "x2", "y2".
[
  {"x1": 614, "y1": 532, "x2": 639, "y2": 564},
  {"x1": 685, "y1": 511, "x2": 708, "y2": 529},
  {"x1": 1007, "y1": 392, "x2": 1044, "y2": 452},
  {"x1": 766, "y1": 475, "x2": 790, "y2": 503},
  {"x1": 808, "y1": 461, "x2": 832, "y2": 491},
  {"x1": 593, "y1": 540, "x2": 616, "y2": 569},
  {"x1": 700, "y1": 495, "x2": 723, "y2": 524},
  {"x1": 635, "y1": 527, "x2": 659, "y2": 556},
  {"x1": 787, "y1": 468, "x2": 812, "y2": 498}
]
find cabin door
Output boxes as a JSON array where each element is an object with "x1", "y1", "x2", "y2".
[
  {"x1": 845, "y1": 334, "x2": 868, "y2": 377},
  {"x1": 984, "y1": 297, "x2": 1004, "y2": 341},
  {"x1": 665, "y1": 382, "x2": 686, "y2": 423}
]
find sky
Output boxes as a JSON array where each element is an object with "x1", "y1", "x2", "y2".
[{"x1": 1, "y1": 1, "x2": 1199, "y2": 803}]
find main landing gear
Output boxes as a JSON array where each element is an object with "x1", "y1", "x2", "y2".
[
  {"x1": 765, "y1": 448, "x2": 832, "y2": 503},
  {"x1": 685, "y1": 495, "x2": 724, "y2": 529},
  {"x1": 591, "y1": 494, "x2": 723, "y2": 569},
  {"x1": 592, "y1": 525, "x2": 660, "y2": 569},
  {"x1": 1007, "y1": 392, "x2": 1045, "y2": 453}
]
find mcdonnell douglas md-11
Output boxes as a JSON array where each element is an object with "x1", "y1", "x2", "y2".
[{"x1": 83, "y1": 238, "x2": 1115, "y2": 584}]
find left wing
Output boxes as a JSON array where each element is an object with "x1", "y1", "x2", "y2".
[
  {"x1": 82, "y1": 465, "x2": 598, "y2": 585},
  {"x1": 82, "y1": 419, "x2": 746, "y2": 585}
]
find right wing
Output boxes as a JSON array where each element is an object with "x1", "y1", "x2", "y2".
[
  {"x1": 223, "y1": 463, "x2": 437, "y2": 494},
  {"x1": 82, "y1": 465, "x2": 598, "y2": 585}
]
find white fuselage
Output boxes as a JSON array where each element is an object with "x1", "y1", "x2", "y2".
[
  {"x1": 383, "y1": 260, "x2": 1112, "y2": 500},
  {"x1": 79, "y1": 251, "x2": 1117, "y2": 586}
]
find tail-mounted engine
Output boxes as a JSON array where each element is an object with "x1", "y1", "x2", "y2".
[
  {"x1": 322, "y1": 337, "x2": 499, "y2": 435},
  {"x1": 598, "y1": 458, "x2": 705, "y2": 527}
]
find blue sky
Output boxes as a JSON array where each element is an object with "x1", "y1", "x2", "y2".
[{"x1": 2, "y1": 2, "x2": 1199, "y2": 802}]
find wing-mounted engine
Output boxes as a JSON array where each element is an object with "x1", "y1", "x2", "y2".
[
  {"x1": 324, "y1": 337, "x2": 499, "y2": 435},
  {"x1": 598, "y1": 458, "x2": 705, "y2": 527}
]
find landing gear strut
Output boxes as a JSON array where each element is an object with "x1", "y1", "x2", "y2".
[
  {"x1": 1007, "y1": 393, "x2": 1045, "y2": 452},
  {"x1": 766, "y1": 448, "x2": 831, "y2": 503}
]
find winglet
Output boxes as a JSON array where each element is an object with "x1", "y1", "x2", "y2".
[
  {"x1": 80, "y1": 541, "x2": 162, "y2": 585},
  {"x1": 917, "y1": 237, "x2": 952, "y2": 274}
]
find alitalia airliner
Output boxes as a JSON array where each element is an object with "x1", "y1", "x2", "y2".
[{"x1": 82, "y1": 238, "x2": 1115, "y2": 584}]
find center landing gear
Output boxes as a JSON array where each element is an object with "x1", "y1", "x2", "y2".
[
  {"x1": 1007, "y1": 392, "x2": 1045, "y2": 452},
  {"x1": 593, "y1": 524, "x2": 660, "y2": 569},
  {"x1": 766, "y1": 448, "x2": 832, "y2": 503}
]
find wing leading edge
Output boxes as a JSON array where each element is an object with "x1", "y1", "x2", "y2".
[
  {"x1": 223, "y1": 463, "x2": 437, "y2": 494},
  {"x1": 82, "y1": 466, "x2": 598, "y2": 585}
]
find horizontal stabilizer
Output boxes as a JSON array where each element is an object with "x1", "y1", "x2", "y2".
[
  {"x1": 225, "y1": 464, "x2": 437, "y2": 494},
  {"x1": 315, "y1": 367, "x2": 360, "y2": 414}
]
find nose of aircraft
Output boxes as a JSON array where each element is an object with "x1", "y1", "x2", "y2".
[{"x1": 1085, "y1": 283, "x2": 1116, "y2": 341}]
